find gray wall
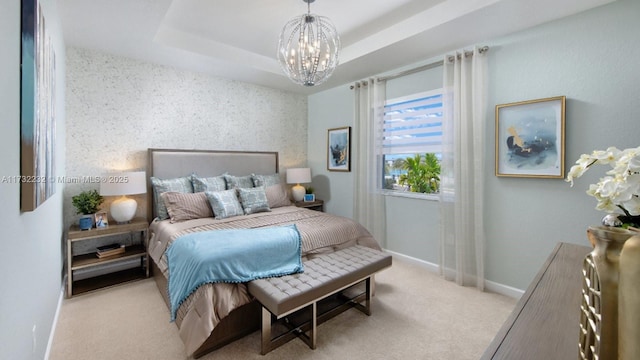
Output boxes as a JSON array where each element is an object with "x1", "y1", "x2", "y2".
[
  {"x1": 307, "y1": 86, "x2": 355, "y2": 219},
  {"x1": 0, "y1": 1, "x2": 66, "y2": 359},
  {"x1": 485, "y1": 0, "x2": 640, "y2": 290},
  {"x1": 308, "y1": 0, "x2": 640, "y2": 291},
  {"x1": 308, "y1": 64, "x2": 443, "y2": 257}
]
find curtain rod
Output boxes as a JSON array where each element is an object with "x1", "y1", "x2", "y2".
[{"x1": 350, "y1": 46, "x2": 489, "y2": 89}]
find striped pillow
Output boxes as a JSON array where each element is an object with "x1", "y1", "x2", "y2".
[
  {"x1": 264, "y1": 184, "x2": 292, "y2": 208},
  {"x1": 161, "y1": 192, "x2": 213, "y2": 223}
]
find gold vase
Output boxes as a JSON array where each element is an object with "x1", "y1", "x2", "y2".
[
  {"x1": 579, "y1": 226, "x2": 635, "y2": 360},
  {"x1": 619, "y1": 234, "x2": 640, "y2": 360}
]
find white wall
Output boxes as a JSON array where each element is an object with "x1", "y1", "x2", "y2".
[
  {"x1": 0, "y1": 1, "x2": 66, "y2": 359},
  {"x1": 308, "y1": 0, "x2": 640, "y2": 291},
  {"x1": 64, "y1": 48, "x2": 308, "y2": 227}
]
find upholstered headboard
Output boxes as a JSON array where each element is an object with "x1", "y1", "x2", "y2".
[{"x1": 147, "y1": 148, "x2": 279, "y2": 221}]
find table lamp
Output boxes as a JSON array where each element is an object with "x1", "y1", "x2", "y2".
[
  {"x1": 100, "y1": 171, "x2": 146, "y2": 223},
  {"x1": 286, "y1": 168, "x2": 311, "y2": 202}
]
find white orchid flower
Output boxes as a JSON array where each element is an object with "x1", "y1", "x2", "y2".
[{"x1": 569, "y1": 146, "x2": 640, "y2": 219}]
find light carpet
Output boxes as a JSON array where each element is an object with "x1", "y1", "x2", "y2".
[{"x1": 49, "y1": 257, "x2": 516, "y2": 360}]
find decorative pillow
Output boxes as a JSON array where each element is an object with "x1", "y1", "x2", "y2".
[
  {"x1": 192, "y1": 174, "x2": 226, "y2": 193},
  {"x1": 252, "y1": 173, "x2": 282, "y2": 187},
  {"x1": 151, "y1": 176, "x2": 194, "y2": 220},
  {"x1": 238, "y1": 186, "x2": 271, "y2": 215},
  {"x1": 205, "y1": 189, "x2": 244, "y2": 219},
  {"x1": 161, "y1": 192, "x2": 213, "y2": 223},
  {"x1": 224, "y1": 174, "x2": 255, "y2": 189},
  {"x1": 264, "y1": 184, "x2": 292, "y2": 208}
]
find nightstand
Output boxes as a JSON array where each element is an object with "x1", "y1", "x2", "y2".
[
  {"x1": 66, "y1": 218, "x2": 149, "y2": 297},
  {"x1": 294, "y1": 199, "x2": 324, "y2": 212}
]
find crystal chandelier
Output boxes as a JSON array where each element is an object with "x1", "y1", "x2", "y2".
[{"x1": 277, "y1": 0, "x2": 340, "y2": 87}]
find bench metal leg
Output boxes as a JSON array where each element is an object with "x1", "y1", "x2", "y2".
[
  {"x1": 259, "y1": 277, "x2": 374, "y2": 355},
  {"x1": 261, "y1": 303, "x2": 317, "y2": 355},
  {"x1": 311, "y1": 302, "x2": 317, "y2": 349},
  {"x1": 365, "y1": 276, "x2": 371, "y2": 314},
  {"x1": 351, "y1": 277, "x2": 372, "y2": 316},
  {"x1": 261, "y1": 307, "x2": 272, "y2": 355}
]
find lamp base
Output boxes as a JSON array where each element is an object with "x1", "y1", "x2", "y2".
[
  {"x1": 291, "y1": 184, "x2": 306, "y2": 202},
  {"x1": 110, "y1": 196, "x2": 137, "y2": 223}
]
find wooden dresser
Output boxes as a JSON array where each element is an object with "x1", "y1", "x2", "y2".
[{"x1": 481, "y1": 242, "x2": 591, "y2": 360}]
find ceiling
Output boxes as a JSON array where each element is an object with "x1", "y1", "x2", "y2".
[{"x1": 59, "y1": 0, "x2": 615, "y2": 95}]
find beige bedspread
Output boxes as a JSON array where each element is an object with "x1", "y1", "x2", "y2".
[{"x1": 148, "y1": 206, "x2": 380, "y2": 355}]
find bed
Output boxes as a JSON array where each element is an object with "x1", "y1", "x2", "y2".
[{"x1": 146, "y1": 148, "x2": 382, "y2": 358}]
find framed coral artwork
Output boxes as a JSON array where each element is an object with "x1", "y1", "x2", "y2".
[
  {"x1": 327, "y1": 126, "x2": 351, "y2": 172},
  {"x1": 495, "y1": 96, "x2": 566, "y2": 178}
]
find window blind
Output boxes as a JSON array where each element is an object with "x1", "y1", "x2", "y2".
[{"x1": 382, "y1": 89, "x2": 443, "y2": 155}]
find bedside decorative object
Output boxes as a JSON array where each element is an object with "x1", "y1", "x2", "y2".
[
  {"x1": 71, "y1": 189, "x2": 104, "y2": 230},
  {"x1": 304, "y1": 193, "x2": 315, "y2": 202},
  {"x1": 94, "y1": 212, "x2": 108, "y2": 228},
  {"x1": 286, "y1": 168, "x2": 311, "y2": 202},
  {"x1": 100, "y1": 171, "x2": 146, "y2": 224}
]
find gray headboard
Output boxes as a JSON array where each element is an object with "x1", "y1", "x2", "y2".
[{"x1": 147, "y1": 148, "x2": 279, "y2": 221}]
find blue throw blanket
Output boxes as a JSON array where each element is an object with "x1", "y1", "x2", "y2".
[{"x1": 166, "y1": 224, "x2": 303, "y2": 321}]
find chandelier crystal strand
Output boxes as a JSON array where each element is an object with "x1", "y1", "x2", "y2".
[{"x1": 277, "y1": 0, "x2": 340, "y2": 86}]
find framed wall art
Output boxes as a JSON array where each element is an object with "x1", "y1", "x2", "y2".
[
  {"x1": 495, "y1": 96, "x2": 566, "y2": 178},
  {"x1": 21, "y1": 0, "x2": 57, "y2": 211},
  {"x1": 327, "y1": 126, "x2": 351, "y2": 172}
]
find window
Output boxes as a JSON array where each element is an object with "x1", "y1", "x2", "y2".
[{"x1": 381, "y1": 89, "x2": 442, "y2": 194}]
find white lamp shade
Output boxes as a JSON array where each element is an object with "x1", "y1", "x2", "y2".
[
  {"x1": 287, "y1": 168, "x2": 311, "y2": 202},
  {"x1": 100, "y1": 171, "x2": 146, "y2": 223},
  {"x1": 100, "y1": 171, "x2": 147, "y2": 196},
  {"x1": 286, "y1": 168, "x2": 311, "y2": 184}
]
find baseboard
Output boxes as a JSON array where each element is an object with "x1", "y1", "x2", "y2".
[
  {"x1": 44, "y1": 277, "x2": 66, "y2": 360},
  {"x1": 384, "y1": 249, "x2": 440, "y2": 273},
  {"x1": 484, "y1": 280, "x2": 524, "y2": 299},
  {"x1": 383, "y1": 248, "x2": 523, "y2": 300}
]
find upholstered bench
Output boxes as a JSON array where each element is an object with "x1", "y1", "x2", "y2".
[{"x1": 247, "y1": 245, "x2": 392, "y2": 355}]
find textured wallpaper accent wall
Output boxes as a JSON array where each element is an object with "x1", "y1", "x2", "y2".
[{"x1": 65, "y1": 47, "x2": 307, "y2": 225}]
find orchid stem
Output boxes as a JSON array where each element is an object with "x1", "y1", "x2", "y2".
[{"x1": 617, "y1": 205, "x2": 632, "y2": 217}]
